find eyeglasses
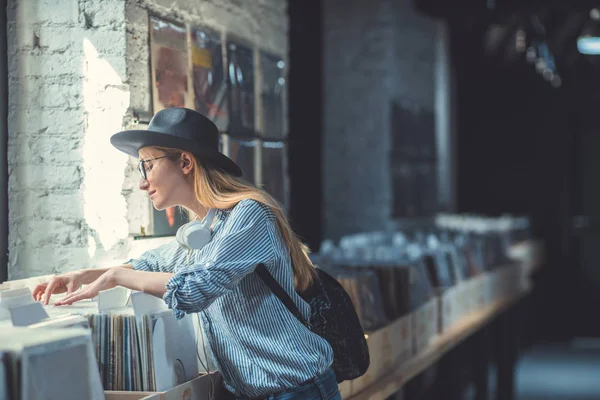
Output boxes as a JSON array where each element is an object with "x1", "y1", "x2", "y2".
[{"x1": 138, "y1": 156, "x2": 170, "y2": 180}]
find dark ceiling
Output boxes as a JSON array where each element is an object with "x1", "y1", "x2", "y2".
[{"x1": 415, "y1": 0, "x2": 600, "y2": 81}]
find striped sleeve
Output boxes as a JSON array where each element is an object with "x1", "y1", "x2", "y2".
[
  {"x1": 127, "y1": 241, "x2": 180, "y2": 273},
  {"x1": 163, "y1": 200, "x2": 276, "y2": 319}
]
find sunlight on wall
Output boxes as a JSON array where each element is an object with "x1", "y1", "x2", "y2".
[{"x1": 82, "y1": 38, "x2": 130, "y2": 256}]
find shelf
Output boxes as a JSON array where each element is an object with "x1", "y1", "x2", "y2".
[{"x1": 347, "y1": 293, "x2": 524, "y2": 400}]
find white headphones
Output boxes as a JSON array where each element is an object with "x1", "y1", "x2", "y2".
[{"x1": 176, "y1": 208, "x2": 217, "y2": 250}]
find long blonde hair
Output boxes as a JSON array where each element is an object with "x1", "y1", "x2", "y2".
[{"x1": 155, "y1": 146, "x2": 316, "y2": 290}]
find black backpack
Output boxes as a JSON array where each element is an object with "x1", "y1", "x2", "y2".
[{"x1": 256, "y1": 264, "x2": 370, "y2": 382}]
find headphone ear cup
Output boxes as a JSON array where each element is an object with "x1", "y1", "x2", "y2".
[
  {"x1": 185, "y1": 225, "x2": 212, "y2": 250},
  {"x1": 176, "y1": 223, "x2": 190, "y2": 249},
  {"x1": 177, "y1": 210, "x2": 215, "y2": 250}
]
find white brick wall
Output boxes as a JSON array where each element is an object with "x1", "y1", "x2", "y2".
[
  {"x1": 7, "y1": 0, "x2": 130, "y2": 279},
  {"x1": 7, "y1": 0, "x2": 288, "y2": 279}
]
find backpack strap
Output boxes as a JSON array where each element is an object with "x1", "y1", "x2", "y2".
[{"x1": 255, "y1": 264, "x2": 312, "y2": 329}]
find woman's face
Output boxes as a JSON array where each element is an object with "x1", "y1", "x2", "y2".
[{"x1": 138, "y1": 147, "x2": 194, "y2": 211}]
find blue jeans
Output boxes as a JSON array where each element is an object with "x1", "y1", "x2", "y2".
[{"x1": 234, "y1": 369, "x2": 342, "y2": 400}]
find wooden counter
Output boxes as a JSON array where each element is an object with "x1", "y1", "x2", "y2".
[{"x1": 347, "y1": 293, "x2": 523, "y2": 400}]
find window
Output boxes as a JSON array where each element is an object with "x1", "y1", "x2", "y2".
[{"x1": 137, "y1": 16, "x2": 288, "y2": 237}]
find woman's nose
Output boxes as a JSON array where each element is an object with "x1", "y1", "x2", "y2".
[{"x1": 139, "y1": 178, "x2": 149, "y2": 190}]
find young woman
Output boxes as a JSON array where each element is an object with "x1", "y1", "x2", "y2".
[{"x1": 32, "y1": 108, "x2": 341, "y2": 400}]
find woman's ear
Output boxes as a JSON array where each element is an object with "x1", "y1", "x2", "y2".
[{"x1": 180, "y1": 152, "x2": 194, "y2": 175}]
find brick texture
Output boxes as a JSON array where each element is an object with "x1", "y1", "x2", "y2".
[
  {"x1": 7, "y1": 0, "x2": 288, "y2": 279},
  {"x1": 7, "y1": 0, "x2": 130, "y2": 279},
  {"x1": 323, "y1": 0, "x2": 437, "y2": 241}
]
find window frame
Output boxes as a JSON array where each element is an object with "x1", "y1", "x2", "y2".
[{"x1": 130, "y1": 15, "x2": 289, "y2": 239}]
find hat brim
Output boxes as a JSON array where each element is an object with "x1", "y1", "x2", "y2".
[{"x1": 110, "y1": 130, "x2": 242, "y2": 177}]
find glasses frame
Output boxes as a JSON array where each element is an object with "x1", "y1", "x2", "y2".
[{"x1": 138, "y1": 155, "x2": 171, "y2": 180}]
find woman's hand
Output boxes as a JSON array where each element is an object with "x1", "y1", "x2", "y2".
[
  {"x1": 53, "y1": 269, "x2": 173, "y2": 305},
  {"x1": 54, "y1": 269, "x2": 119, "y2": 306},
  {"x1": 32, "y1": 271, "x2": 87, "y2": 305},
  {"x1": 32, "y1": 265, "x2": 134, "y2": 306}
]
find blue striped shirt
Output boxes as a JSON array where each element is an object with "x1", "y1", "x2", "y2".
[{"x1": 129, "y1": 199, "x2": 334, "y2": 397}]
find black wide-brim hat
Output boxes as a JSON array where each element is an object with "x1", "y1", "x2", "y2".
[{"x1": 110, "y1": 107, "x2": 242, "y2": 177}]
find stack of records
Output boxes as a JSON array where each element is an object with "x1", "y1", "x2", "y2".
[
  {"x1": 0, "y1": 326, "x2": 104, "y2": 400},
  {"x1": 39, "y1": 291, "x2": 201, "y2": 392},
  {"x1": 1, "y1": 282, "x2": 209, "y2": 393}
]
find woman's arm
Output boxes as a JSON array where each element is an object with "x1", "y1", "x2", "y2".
[
  {"x1": 80, "y1": 264, "x2": 134, "y2": 284},
  {"x1": 53, "y1": 241, "x2": 181, "y2": 306},
  {"x1": 163, "y1": 200, "x2": 276, "y2": 319},
  {"x1": 128, "y1": 241, "x2": 182, "y2": 273},
  {"x1": 56, "y1": 202, "x2": 274, "y2": 309},
  {"x1": 54, "y1": 267, "x2": 173, "y2": 306},
  {"x1": 112, "y1": 268, "x2": 173, "y2": 298},
  {"x1": 33, "y1": 264, "x2": 134, "y2": 304}
]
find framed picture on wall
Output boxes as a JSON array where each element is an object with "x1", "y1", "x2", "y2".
[
  {"x1": 261, "y1": 140, "x2": 288, "y2": 208},
  {"x1": 226, "y1": 41, "x2": 255, "y2": 136},
  {"x1": 191, "y1": 28, "x2": 229, "y2": 131},
  {"x1": 222, "y1": 135, "x2": 257, "y2": 184},
  {"x1": 149, "y1": 16, "x2": 191, "y2": 236},
  {"x1": 150, "y1": 17, "x2": 190, "y2": 111},
  {"x1": 150, "y1": 207, "x2": 190, "y2": 238},
  {"x1": 144, "y1": 19, "x2": 290, "y2": 235},
  {"x1": 260, "y1": 52, "x2": 286, "y2": 138}
]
